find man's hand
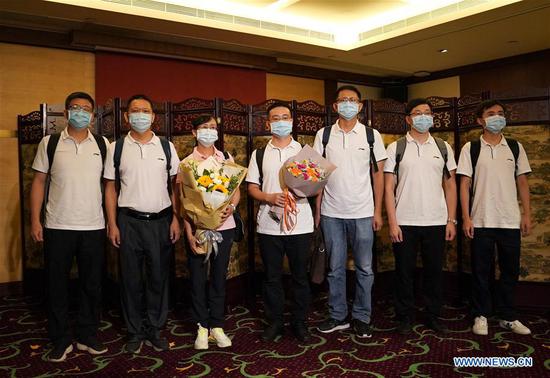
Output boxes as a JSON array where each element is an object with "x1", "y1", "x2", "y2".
[
  {"x1": 314, "y1": 212, "x2": 321, "y2": 229},
  {"x1": 389, "y1": 223, "x2": 403, "y2": 243},
  {"x1": 266, "y1": 193, "x2": 286, "y2": 207},
  {"x1": 445, "y1": 223, "x2": 456, "y2": 241},
  {"x1": 31, "y1": 220, "x2": 43, "y2": 242},
  {"x1": 521, "y1": 214, "x2": 532, "y2": 237},
  {"x1": 372, "y1": 212, "x2": 383, "y2": 232},
  {"x1": 463, "y1": 218, "x2": 474, "y2": 239},
  {"x1": 186, "y1": 230, "x2": 203, "y2": 255},
  {"x1": 220, "y1": 205, "x2": 234, "y2": 224},
  {"x1": 108, "y1": 223, "x2": 121, "y2": 247},
  {"x1": 170, "y1": 216, "x2": 181, "y2": 243}
]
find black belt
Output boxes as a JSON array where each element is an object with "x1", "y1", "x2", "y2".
[{"x1": 119, "y1": 207, "x2": 173, "y2": 221}]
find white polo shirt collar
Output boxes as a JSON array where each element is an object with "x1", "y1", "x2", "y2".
[
  {"x1": 127, "y1": 130, "x2": 159, "y2": 145},
  {"x1": 60, "y1": 127, "x2": 94, "y2": 143},
  {"x1": 480, "y1": 134, "x2": 507, "y2": 147},
  {"x1": 333, "y1": 120, "x2": 361, "y2": 135},
  {"x1": 405, "y1": 131, "x2": 435, "y2": 145}
]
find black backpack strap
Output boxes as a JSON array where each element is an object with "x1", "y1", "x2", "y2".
[
  {"x1": 92, "y1": 133, "x2": 107, "y2": 164},
  {"x1": 255, "y1": 147, "x2": 265, "y2": 188},
  {"x1": 113, "y1": 138, "x2": 124, "y2": 193},
  {"x1": 469, "y1": 140, "x2": 481, "y2": 183},
  {"x1": 160, "y1": 137, "x2": 173, "y2": 196},
  {"x1": 321, "y1": 126, "x2": 332, "y2": 158},
  {"x1": 434, "y1": 137, "x2": 451, "y2": 179},
  {"x1": 365, "y1": 126, "x2": 378, "y2": 173},
  {"x1": 506, "y1": 138, "x2": 520, "y2": 176},
  {"x1": 46, "y1": 133, "x2": 61, "y2": 174},
  {"x1": 393, "y1": 137, "x2": 407, "y2": 178}
]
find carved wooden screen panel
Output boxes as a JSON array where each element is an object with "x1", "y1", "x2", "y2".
[{"x1": 370, "y1": 99, "x2": 406, "y2": 134}]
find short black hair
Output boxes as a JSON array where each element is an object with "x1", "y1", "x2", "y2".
[
  {"x1": 476, "y1": 99, "x2": 506, "y2": 118},
  {"x1": 191, "y1": 114, "x2": 216, "y2": 129},
  {"x1": 266, "y1": 102, "x2": 292, "y2": 117},
  {"x1": 65, "y1": 91, "x2": 94, "y2": 110},
  {"x1": 127, "y1": 94, "x2": 154, "y2": 110},
  {"x1": 335, "y1": 85, "x2": 361, "y2": 101},
  {"x1": 406, "y1": 98, "x2": 432, "y2": 115}
]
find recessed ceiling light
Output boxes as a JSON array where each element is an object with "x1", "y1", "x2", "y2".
[
  {"x1": 439, "y1": 49, "x2": 448, "y2": 53},
  {"x1": 413, "y1": 71, "x2": 431, "y2": 77}
]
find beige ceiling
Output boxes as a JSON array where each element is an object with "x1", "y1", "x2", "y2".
[{"x1": 1, "y1": 0, "x2": 549, "y2": 77}]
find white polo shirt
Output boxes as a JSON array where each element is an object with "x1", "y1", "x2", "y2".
[
  {"x1": 103, "y1": 132, "x2": 180, "y2": 213},
  {"x1": 312, "y1": 120, "x2": 387, "y2": 219},
  {"x1": 457, "y1": 135, "x2": 531, "y2": 229},
  {"x1": 384, "y1": 132, "x2": 457, "y2": 226},
  {"x1": 32, "y1": 128, "x2": 108, "y2": 230},
  {"x1": 246, "y1": 139, "x2": 313, "y2": 236}
]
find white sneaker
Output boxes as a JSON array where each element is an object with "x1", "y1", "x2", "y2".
[
  {"x1": 209, "y1": 327, "x2": 232, "y2": 348},
  {"x1": 499, "y1": 320, "x2": 531, "y2": 335},
  {"x1": 194, "y1": 324, "x2": 209, "y2": 350},
  {"x1": 472, "y1": 316, "x2": 488, "y2": 335}
]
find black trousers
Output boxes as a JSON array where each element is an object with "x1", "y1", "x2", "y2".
[
  {"x1": 118, "y1": 211, "x2": 173, "y2": 338},
  {"x1": 258, "y1": 233, "x2": 312, "y2": 326},
  {"x1": 393, "y1": 225, "x2": 446, "y2": 322},
  {"x1": 471, "y1": 228, "x2": 521, "y2": 321},
  {"x1": 186, "y1": 228, "x2": 235, "y2": 328},
  {"x1": 44, "y1": 228, "x2": 105, "y2": 344}
]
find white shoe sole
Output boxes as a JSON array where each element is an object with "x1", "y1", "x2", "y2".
[
  {"x1": 194, "y1": 343, "x2": 208, "y2": 350},
  {"x1": 126, "y1": 341, "x2": 142, "y2": 354},
  {"x1": 49, "y1": 344, "x2": 73, "y2": 362},
  {"x1": 76, "y1": 342, "x2": 108, "y2": 355},
  {"x1": 318, "y1": 323, "x2": 350, "y2": 333}
]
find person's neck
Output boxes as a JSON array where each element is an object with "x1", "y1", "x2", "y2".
[
  {"x1": 482, "y1": 131, "x2": 502, "y2": 146},
  {"x1": 271, "y1": 134, "x2": 292, "y2": 148},
  {"x1": 196, "y1": 143, "x2": 215, "y2": 157},
  {"x1": 409, "y1": 128, "x2": 430, "y2": 144},
  {"x1": 66, "y1": 126, "x2": 89, "y2": 143},
  {"x1": 130, "y1": 129, "x2": 154, "y2": 143},
  {"x1": 337, "y1": 118, "x2": 357, "y2": 132}
]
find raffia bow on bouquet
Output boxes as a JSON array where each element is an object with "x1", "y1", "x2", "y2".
[
  {"x1": 269, "y1": 145, "x2": 337, "y2": 232},
  {"x1": 178, "y1": 156, "x2": 247, "y2": 262}
]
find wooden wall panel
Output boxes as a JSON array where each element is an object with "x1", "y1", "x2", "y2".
[
  {"x1": 0, "y1": 43, "x2": 95, "y2": 283},
  {"x1": 408, "y1": 76, "x2": 460, "y2": 101},
  {"x1": 266, "y1": 73, "x2": 325, "y2": 105}
]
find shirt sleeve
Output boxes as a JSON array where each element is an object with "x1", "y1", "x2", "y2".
[
  {"x1": 456, "y1": 142, "x2": 473, "y2": 177},
  {"x1": 445, "y1": 141, "x2": 458, "y2": 172},
  {"x1": 383, "y1": 141, "x2": 397, "y2": 173},
  {"x1": 516, "y1": 142, "x2": 532, "y2": 176},
  {"x1": 373, "y1": 129, "x2": 388, "y2": 162},
  {"x1": 312, "y1": 128, "x2": 324, "y2": 155},
  {"x1": 103, "y1": 141, "x2": 116, "y2": 180},
  {"x1": 31, "y1": 136, "x2": 50, "y2": 174},
  {"x1": 169, "y1": 142, "x2": 180, "y2": 176},
  {"x1": 245, "y1": 150, "x2": 260, "y2": 185}
]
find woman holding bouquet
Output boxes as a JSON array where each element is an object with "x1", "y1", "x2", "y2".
[{"x1": 178, "y1": 114, "x2": 240, "y2": 350}]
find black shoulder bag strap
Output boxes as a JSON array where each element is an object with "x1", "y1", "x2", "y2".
[
  {"x1": 434, "y1": 137, "x2": 451, "y2": 179},
  {"x1": 256, "y1": 147, "x2": 266, "y2": 189},
  {"x1": 160, "y1": 137, "x2": 173, "y2": 196}
]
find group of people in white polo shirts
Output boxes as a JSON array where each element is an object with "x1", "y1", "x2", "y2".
[{"x1": 30, "y1": 87, "x2": 532, "y2": 362}]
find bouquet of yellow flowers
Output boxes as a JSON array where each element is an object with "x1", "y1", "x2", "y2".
[{"x1": 178, "y1": 156, "x2": 247, "y2": 258}]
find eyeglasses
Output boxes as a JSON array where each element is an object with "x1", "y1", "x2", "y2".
[
  {"x1": 128, "y1": 108, "x2": 153, "y2": 114},
  {"x1": 270, "y1": 115, "x2": 292, "y2": 122},
  {"x1": 336, "y1": 97, "x2": 361, "y2": 104},
  {"x1": 68, "y1": 104, "x2": 93, "y2": 113},
  {"x1": 409, "y1": 111, "x2": 433, "y2": 116}
]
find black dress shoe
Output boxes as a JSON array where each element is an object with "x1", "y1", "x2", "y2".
[
  {"x1": 261, "y1": 323, "x2": 283, "y2": 342},
  {"x1": 396, "y1": 321, "x2": 412, "y2": 335},
  {"x1": 426, "y1": 318, "x2": 448, "y2": 333},
  {"x1": 291, "y1": 322, "x2": 310, "y2": 342}
]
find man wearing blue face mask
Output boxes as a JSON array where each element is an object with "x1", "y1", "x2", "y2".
[
  {"x1": 30, "y1": 92, "x2": 109, "y2": 362},
  {"x1": 384, "y1": 98, "x2": 457, "y2": 334},
  {"x1": 457, "y1": 100, "x2": 532, "y2": 336},
  {"x1": 104, "y1": 94, "x2": 181, "y2": 354},
  {"x1": 313, "y1": 85, "x2": 387, "y2": 338},
  {"x1": 247, "y1": 102, "x2": 314, "y2": 342}
]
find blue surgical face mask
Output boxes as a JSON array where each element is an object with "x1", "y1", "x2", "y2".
[
  {"x1": 68, "y1": 109, "x2": 92, "y2": 129},
  {"x1": 129, "y1": 112, "x2": 152, "y2": 133},
  {"x1": 411, "y1": 114, "x2": 433, "y2": 133},
  {"x1": 484, "y1": 115, "x2": 506, "y2": 133},
  {"x1": 270, "y1": 120, "x2": 293, "y2": 137},
  {"x1": 196, "y1": 128, "x2": 218, "y2": 147},
  {"x1": 337, "y1": 101, "x2": 360, "y2": 120}
]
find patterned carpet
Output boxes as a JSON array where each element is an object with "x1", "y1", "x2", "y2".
[{"x1": 0, "y1": 293, "x2": 548, "y2": 377}]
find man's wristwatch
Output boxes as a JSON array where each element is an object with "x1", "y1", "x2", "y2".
[{"x1": 447, "y1": 218, "x2": 457, "y2": 225}]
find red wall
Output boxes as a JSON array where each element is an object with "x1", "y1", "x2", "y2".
[{"x1": 95, "y1": 52, "x2": 266, "y2": 105}]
